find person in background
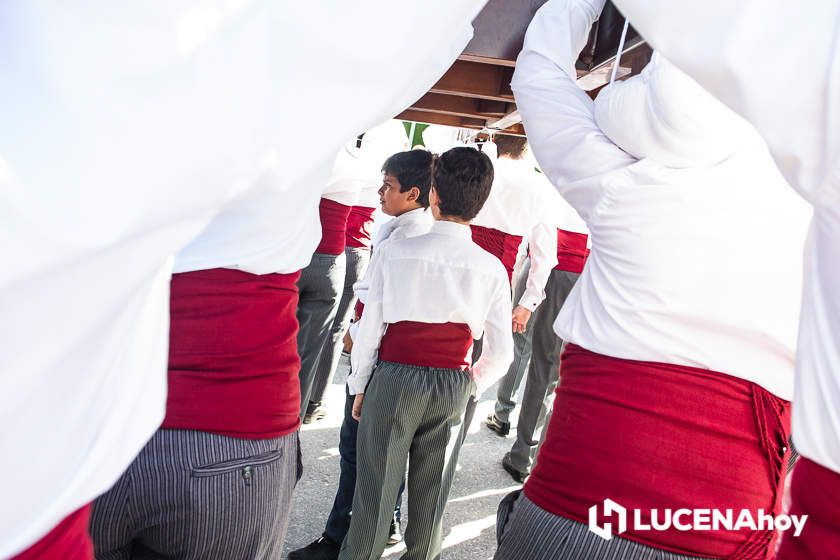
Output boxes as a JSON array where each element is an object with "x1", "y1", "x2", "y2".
[
  {"x1": 290, "y1": 150, "x2": 433, "y2": 560},
  {"x1": 495, "y1": 0, "x2": 810, "y2": 558},
  {"x1": 340, "y1": 147, "x2": 513, "y2": 560},
  {"x1": 305, "y1": 122, "x2": 408, "y2": 424}
]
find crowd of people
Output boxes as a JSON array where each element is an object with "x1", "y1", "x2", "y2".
[{"x1": 2, "y1": 0, "x2": 839, "y2": 559}]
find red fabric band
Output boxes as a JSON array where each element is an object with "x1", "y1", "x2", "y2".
[
  {"x1": 777, "y1": 458, "x2": 840, "y2": 559},
  {"x1": 554, "y1": 228, "x2": 589, "y2": 273},
  {"x1": 163, "y1": 268, "x2": 302, "y2": 439},
  {"x1": 379, "y1": 321, "x2": 473, "y2": 370},
  {"x1": 316, "y1": 198, "x2": 353, "y2": 255},
  {"x1": 470, "y1": 225, "x2": 522, "y2": 284},
  {"x1": 345, "y1": 205, "x2": 377, "y2": 249},
  {"x1": 12, "y1": 505, "x2": 92, "y2": 560},
  {"x1": 525, "y1": 344, "x2": 791, "y2": 559}
]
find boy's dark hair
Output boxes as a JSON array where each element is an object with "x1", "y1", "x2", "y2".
[
  {"x1": 494, "y1": 134, "x2": 528, "y2": 159},
  {"x1": 381, "y1": 150, "x2": 433, "y2": 208},
  {"x1": 432, "y1": 147, "x2": 494, "y2": 221}
]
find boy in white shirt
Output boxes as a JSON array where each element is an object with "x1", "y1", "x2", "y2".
[{"x1": 340, "y1": 147, "x2": 513, "y2": 560}]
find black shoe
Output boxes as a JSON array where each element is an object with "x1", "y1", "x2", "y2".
[
  {"x1": 502, "y1": 453, "x2": 528, "y2": 484},
  {"x1": 387, "y1": 520, "x2": 403, "y2": 546},
  {"x1": 288, "y1": 536, "x2": 340, "y2": 560},
  {"x1": 303, "y1": 401, "x2": 327, "y2": 424},
  {"x1": 484, "y1": 413, "x2": 510, "y2": 437}
]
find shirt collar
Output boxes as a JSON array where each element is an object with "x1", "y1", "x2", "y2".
[
  {"x1": 430, "y1": 219, "x2": 472, "y2": 239},
  {"x1": 396, "y1": 207, "x2": 428, "y2": 225}
]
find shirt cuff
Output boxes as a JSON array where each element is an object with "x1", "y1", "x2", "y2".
[
  {"x1": 346, "y1": 373, "x2": 367, "y2": 396},
  {"x1": 517, "y1": 294, "x2": 542, "y2": 311}
]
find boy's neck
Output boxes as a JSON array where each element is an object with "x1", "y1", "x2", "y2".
[
  {"x1": 393, "y1": 205, "x2": 423, "y2": 218},
  {"x1": 435, "y1": 215, "x2": 470, "y2": 226}
]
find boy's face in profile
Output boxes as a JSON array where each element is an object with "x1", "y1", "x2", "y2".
[{"x1": 379, "y1": 173, "x2": 420, "y2": 217}]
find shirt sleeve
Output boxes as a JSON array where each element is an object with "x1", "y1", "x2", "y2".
[
  {"x1": 518, "y1": 223, "x2": 558, "y2": 311},
  {"x1": 612, "y1": 0, "x2": 840, "y2": 203},
  {"x1": 347, "y1": 245, "x2": 388, "y2": 395},
  {"x1": 511, "y1": 0, "x2": 637, "y2": 222},
  {"x1": 472, "y1": 274, "x2": 515, "y2": 398}
]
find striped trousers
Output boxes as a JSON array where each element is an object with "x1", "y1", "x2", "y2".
[
  {"x1": 495, "y1": 493, "x2": 710, "y2": 560},
  {"x1": 91, "y1": 429, "x2": 300, "y2": 560},
  {"x1": 339, "y1": 361, "x2": 473, "y2": 560}
]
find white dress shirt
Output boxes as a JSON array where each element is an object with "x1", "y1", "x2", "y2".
[
  {"x1": 473, "y1": 156, "x2": 589, "y2": 310},
  {"x1": 348, "y1": 221, "x2": 514, "y2": 397},
  {"x1": 0, "y1": 2, "x2": 485, "y2": 555},
  {"x1": 353, "y1": 207, "x2": 433, "y2": 308},
  {"x1": 512, "y1": 0, "x2": 811, "y2": 401},
  {"x1": 614, "y1": 0, "x2": 840, "y2": 479}
]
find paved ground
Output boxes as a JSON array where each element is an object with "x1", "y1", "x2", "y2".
[{"x1": 282, "y1": 358, "x2": 524, "y2": 559}]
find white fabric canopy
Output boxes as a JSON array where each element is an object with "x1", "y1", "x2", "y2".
[{"x1": 0, "y1": 1, "x2": 485, "y2": 555}]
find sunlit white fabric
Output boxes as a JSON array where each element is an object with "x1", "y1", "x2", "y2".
[
  {"x1": 473, "y1": 156, "x2": 588, "y2": 310},
  {"x1": 512, "y1": 0, "x2": 810, "y2": 401},
  {"x1": 614, "y1": 0, "x2": 840, "y2": 479},
  {"x1": 0, "y1": 1, "x2": 486, "y2": 555},
  {"x1": 349, "y1": 221, "x2": 514, "y2": 397}
]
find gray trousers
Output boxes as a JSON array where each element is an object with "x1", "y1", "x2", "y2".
[
  {"x1": 339, "y1": 362, "x2": 473, "y2": 560},
  {"x1": 297, "y1": 251, "x2": 346, "y2": 417},
  {"x1": 310, "y1": 246, "x2": 371, "y2": 406},
  {"x1": 493, "y1": 260, "x2": 535, "y2": 424},
  {"x1": 507, "y1": 270, "x2": 579, "y2": 474},
  {"x1": 495, "y1": 493, "x2": 709, "y2": 560},
  {"x1": 91, "y1": 429, "x2": 300, "y2": 560}
]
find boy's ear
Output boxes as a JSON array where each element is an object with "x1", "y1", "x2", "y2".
[{"x1": 407, "y1": 186, "x2": 420, "y2": 202}]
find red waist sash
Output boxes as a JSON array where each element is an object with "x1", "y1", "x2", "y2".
[
  {"x1": 777, "y1": 458, "x2": 840, "y2": 559},
  {"x1": 379, "y1": 321, "x2": 472, "y2": 370},
  {"x1": 316, "y1": 198, "x2": 353, "y2": 255},
  {"x1": 525, "y1": 344, "x2": 791, "y2": 559},
  {"x1": 345, "y1": 205, "x2": 377, "y2": 249},
  {"x1": 12, "y1": 505, "x2": 92, "y2": 560},
  {"x1": 555, "y1": 229, "x2": 589, "y2": 273},
  {"x1": 163, "y1": 268, "x2": 302, "y2": 439},
  {"x1": 470, "y1": 225, "x2": 522, "y2": 284}
]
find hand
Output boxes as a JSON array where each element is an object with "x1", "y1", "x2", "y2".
[
  {"x1": 343, "y1": 330, "x2": 354, "y2": 353},
  {"x1": 512, "y1": 305, "x2": 532, "y2": 333},
  {"x1": 352, "y1": 393, "x2": 365, "y2": 421}
]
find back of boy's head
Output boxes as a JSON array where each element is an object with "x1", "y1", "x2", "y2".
[
  {"x1": 494, "y1": 134, "x2": 528, "y2": 160},
  {"x1": 381, "y1": 150, "x2": 433, "y2": 208},
  {"x1": 432, "y1": 146, "x2": 494, "y2": 221}
]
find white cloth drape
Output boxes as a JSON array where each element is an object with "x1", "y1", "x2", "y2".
[{"x1": 0, "y1": 1, "x2": 486, "y2": 556}]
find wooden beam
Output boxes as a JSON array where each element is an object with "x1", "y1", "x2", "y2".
[
  {"x1": 429, "y1": 60, "x2": 515, "y2": 103},
  {"x1": 486, "y1": 109, "x2": 522, "y2": 131},
  {"x1": 395, "y1": 110, "x2": 486, "y2": 130},
  {"x1": 408, "y1": 94, "x2": 509, "y2": 120}
]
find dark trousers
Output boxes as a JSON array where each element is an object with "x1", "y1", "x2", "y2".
[
  {"x1": 310, "y1": 246, "x2": 371, "y2": 406},
  {"x1": 323, "y1": 389, "x2": 404, "y2": 545},
  {"x1": 297, "y1": 252, "x2": 346, "y2": 417}
]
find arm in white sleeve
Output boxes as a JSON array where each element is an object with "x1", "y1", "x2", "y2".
[
  {"x1": 511, "y1": 0, "x2": 637, "y2": 221},
  {"x1": 472, "y1": 277, "x2": 515, "y2": 398},
  {"x1": 347, "y1": 247, "x2": 388, "y2": 395},
  {"x1": 613, "y1": 0, "x2": 840, "y2": 201},
  {"x1": 518, "y1": 223, "x2": 558, "y2": 311}
]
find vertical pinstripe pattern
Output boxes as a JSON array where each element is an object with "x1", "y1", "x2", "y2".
[
  {"x1": 339, "y1": 361, "x2": 473, "y2": 560},
  {"x1": 297, "y1": 251, "x2": 346, "y2": 416},
  {"x1": 495, "y1": 493, "x2": 712, "y2": 560},
  {"x1": 91, "y1": 429, "x2": 299, "y2": 560}
]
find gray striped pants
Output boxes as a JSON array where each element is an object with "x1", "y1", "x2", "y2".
[
  {"x1": 339, "y1": 361, "x2": 473, "y2": 560},
  {"x1": 91, "y1": 429, "x2": 300, "y2": 560},
  {"x1": 495, "y1": 493, "x2": 710, "y2": 560}
]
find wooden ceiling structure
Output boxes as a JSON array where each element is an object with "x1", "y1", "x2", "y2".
[{"x1": 395, "y1": 0, "x2": 652, "y2": 136}]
